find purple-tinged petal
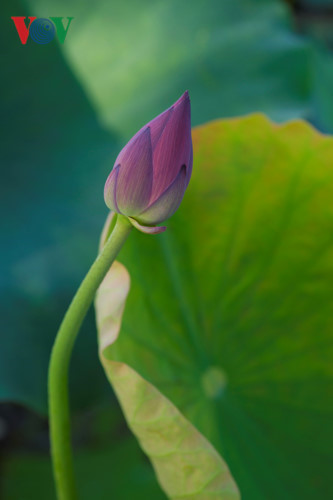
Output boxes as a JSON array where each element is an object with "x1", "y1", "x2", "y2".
[
  {"x1": 115, "y1": 108, "x2": 172, "y2": 163},
  {"x1": 185, "y1": 142, "x2": 193, "y2": 188},
  {"x1": 151, "y1": 91, "x2": 192, "y2": 202},
  {"x1": 172, "y1": 90, "x2": 190, "y2": 108},
  {"x1": 103, "y1": 90, "x2": 193, "y2": 225},
  {"x1": 116, "y1": 127, "x2": 153, "y2": 215},
  {"x1": 128, "y1": 217, "x2": 166, "y2": 234},
  {"x1": 145, "y1": 107, "x2": 173, "y2": 150},
  {"x1": 137, "y1": 165, "x2": 187, "y2": 225},
  {"x1": 104, "y1": 165, "x2": 120, "y2": 213}
]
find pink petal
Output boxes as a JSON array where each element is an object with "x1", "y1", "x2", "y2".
[
  {"x1": 186, "y1": 142, "x2": 193, "y2": 188},
  {"x1": 147, "y1": 107, "x2": 173, "y2": 150},
  {"x1": 104, "y1": 165, "x2": 120, "y2": 213},
  {"x1": 137, "y1": 165, "x2": 187, "y2": 225},
  {"x1": 151, "y1": 91, "x2": 192, "y2": 202},
  {"x1": 116, "y1": 127, "x2": 153, "y2": 215},
  {"x1": 128, "y1": 217, "x2": 166, "y2": 234},
  {"x1": 116, "y1": 107, "x2": 172, "y2": 160}
]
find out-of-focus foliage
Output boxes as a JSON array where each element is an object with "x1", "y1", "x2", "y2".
[
  {"x1": 286, "y1": 0, "x2": 333, "y2": 131},
  {"x1": 312, "y1": 48, "x2": 333, "y2": 131},
  {"x1": 27, "y1": 0, "x2": 312, "y2": 135},
  {"x1": 2, "y1": 435, "x2": 166, "y2": 499},
  {"x1": 96, "y1": 116, "x2": 333, "y2": 499},
  {"x1": 0, "y1": 0, "x2": 120, "y2": 413},
  {"x1": 26, "y1": 0, "x2": 333, "y2": 135},
  {"x1": 288, "y1": 0, "x2": 333, "y2": 51}
]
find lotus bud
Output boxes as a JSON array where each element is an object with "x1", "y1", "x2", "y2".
[{"x1": 104, "y1": 91, "x2": 193, "y2": 233}]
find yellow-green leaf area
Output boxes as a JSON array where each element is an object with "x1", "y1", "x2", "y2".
[
  {"x1": 96, "y1": 115, "x2": 333, "y2": 499},
  {"x1": 96, "y1": 262, "x2": 240, "y2": 499}
]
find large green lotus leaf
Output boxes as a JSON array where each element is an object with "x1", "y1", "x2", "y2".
[
  {"x1": 96, "y1": 115, "x2": 333, "y2": 499},
  {"x1": 96, "y1": 262, "x2": 240, "y2": 499},
  {"x1": 2, "y1": 437, "x2": 166, "y2": 499}
]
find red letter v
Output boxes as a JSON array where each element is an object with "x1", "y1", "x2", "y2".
[{"x1": 11, "y1": 17, "x2": 37, "y2": 44}]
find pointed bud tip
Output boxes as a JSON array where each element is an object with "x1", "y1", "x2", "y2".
[
  {"x1": 104, "y1": 90, "x2": 192, "y2": 225},
  {"x1": 173, "y1": 90, "x2": 190, "y2": 108},
  {"x1": 143, "y1": 125, "x2": 152, "y2": 137}
]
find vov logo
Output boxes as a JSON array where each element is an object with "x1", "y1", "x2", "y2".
[{"x1": 11, "y1": 17, "x2": 74, "y2": 45}]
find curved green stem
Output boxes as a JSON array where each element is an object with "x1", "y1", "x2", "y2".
[{"x1": 48, "y1": 214, "x2": 132, "y2": 500}]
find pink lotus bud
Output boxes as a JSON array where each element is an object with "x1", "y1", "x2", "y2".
[{"x1": 104, "y1": 91, "x2": 192, "y2": 232}]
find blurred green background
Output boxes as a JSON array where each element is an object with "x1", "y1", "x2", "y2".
[{"x1": 1, "y1": 0, "x2": 333, "y2": 498}]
